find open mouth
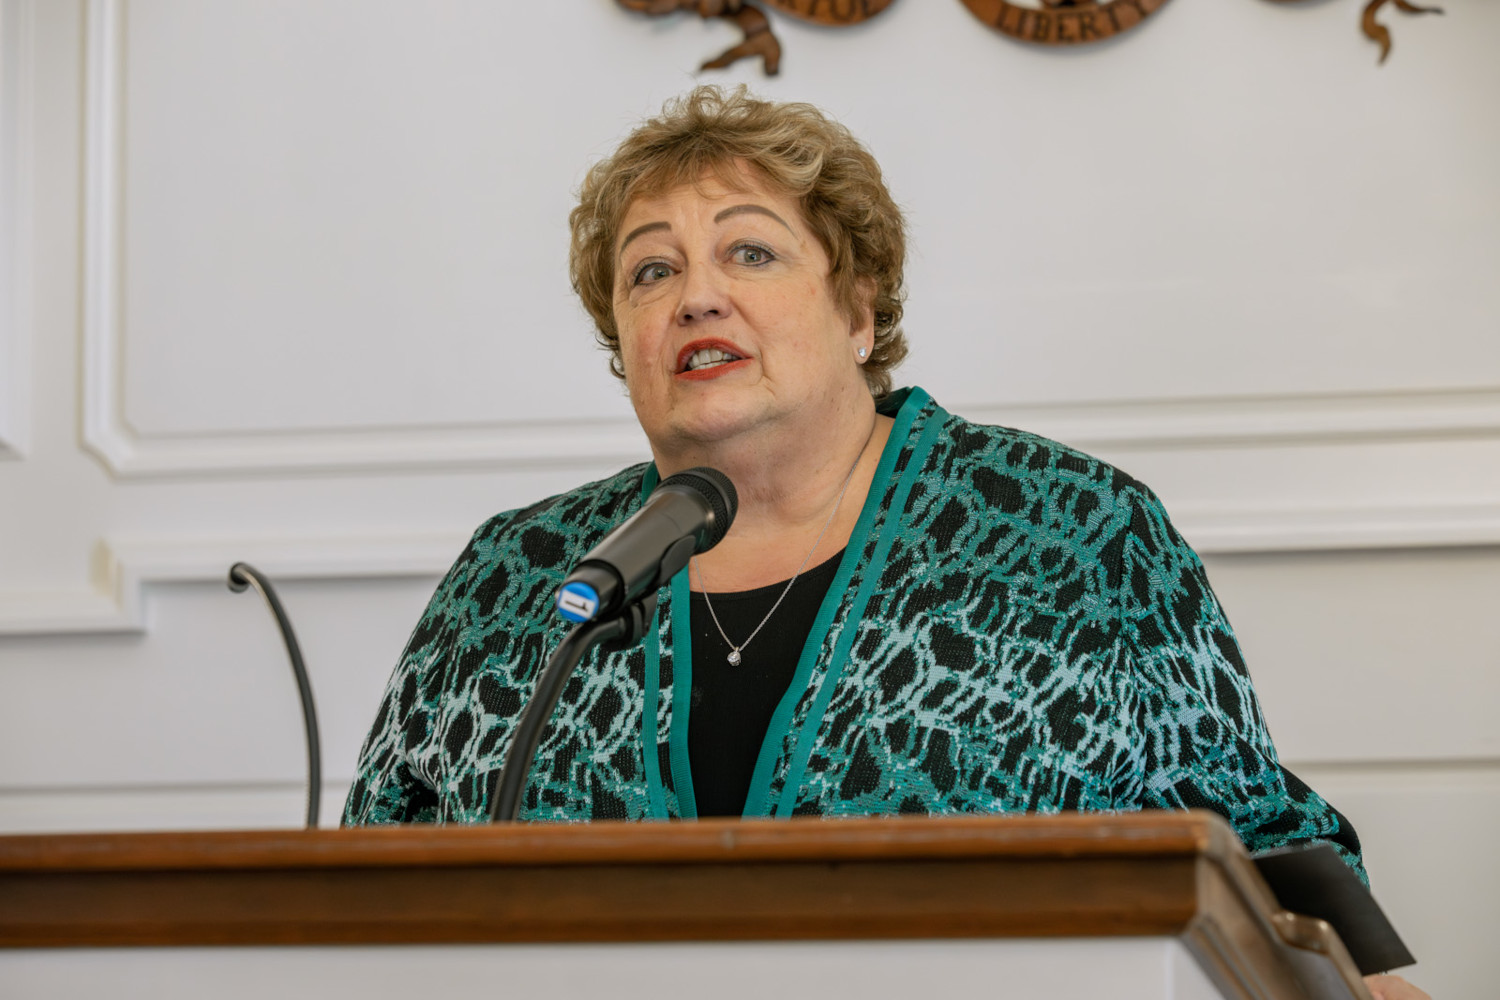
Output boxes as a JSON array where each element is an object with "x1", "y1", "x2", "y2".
[{"x1": 678, "y1": 345, "x2": 746, "y2": 374}]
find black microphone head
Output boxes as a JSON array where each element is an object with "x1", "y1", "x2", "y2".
[{"x1": 659, "y1": 467, "x2": 738, "y2": 552}]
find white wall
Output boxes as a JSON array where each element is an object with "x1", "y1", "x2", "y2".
[{"x1": 1, "y1": 1, "x2": 1496, "y2": 995}]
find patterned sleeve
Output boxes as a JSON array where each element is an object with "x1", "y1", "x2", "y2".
[
  {"x1": 341, "y1": 521, "x2": 498, "y2": 825},
  {"x1": 1117, "y1": 485, "x2": 1367, "y2": 882}
]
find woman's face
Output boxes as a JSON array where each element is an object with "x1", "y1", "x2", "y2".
[{"x1": 612, "y1": 167, "x2": 873, "y2": 456}]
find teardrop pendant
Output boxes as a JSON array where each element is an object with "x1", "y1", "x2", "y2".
[{"x1": 727, "y1": 649, "x2": 742, "y2": 666}]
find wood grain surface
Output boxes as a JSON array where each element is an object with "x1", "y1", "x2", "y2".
[{"x1": 0, "y1": 811, "x2": 1371, "y2": 999}]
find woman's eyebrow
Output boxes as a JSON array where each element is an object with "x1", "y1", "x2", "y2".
[
  {"x1": 618, "y1": 204, "x2": 793, "y2": 258},
  {"x1": 618, "y1": 221, "x2": 671, "y2": 257},
  {"x1": 714, "y1": 204, "x2": 793, "y2": 232}
]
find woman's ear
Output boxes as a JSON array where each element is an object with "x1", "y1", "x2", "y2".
[{"x1": 850, "y1": 277, "x2": 877, "y2": 350}]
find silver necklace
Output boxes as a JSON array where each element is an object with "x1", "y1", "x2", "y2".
[{"x1": 692, "y1": 436, "x2": 868, "y2": 667}]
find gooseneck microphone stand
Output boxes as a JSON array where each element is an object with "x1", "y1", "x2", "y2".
[
  {"x1": 489, "y1": 594, "x2": 657, "y2": 823},
  {"x1": 489, "y1": 465, "x2": 737, "y2": 823},
  {"x1": 228, "y1": 562, "x2": 322, "y2": 829}
]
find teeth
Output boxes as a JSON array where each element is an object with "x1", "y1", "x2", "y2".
[{"x1": 685, "y1": 348, "x2": 739, "y2": 371}]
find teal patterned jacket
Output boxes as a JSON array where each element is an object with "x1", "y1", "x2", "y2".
[{"x1": 343, "y1": 387, "x2": 1364, "y2": 880}]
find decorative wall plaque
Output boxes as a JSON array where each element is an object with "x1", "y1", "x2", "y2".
[
  {"x1": 617, "y1": 0, "x2": 1442, "y2": 73},
  {"x1": 616, "y1": 0, "x2": 894, "y2": 76},
  {"x1": 957, "y1": 0, "x2": 1169, "y2": 46},
  {"x1": 1318, "y1": 0, "x2": 1443, "y2": 64},
  {"x1": 1264, "y1": 0, "x2": 1443, "y2": 63}
]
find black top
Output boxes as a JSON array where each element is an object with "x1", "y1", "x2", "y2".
[{"x1": 687, "y1": 549, "x2": 846, "y2": 817}]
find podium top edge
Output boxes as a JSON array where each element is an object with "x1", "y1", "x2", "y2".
[{"x1": 0, "y1": 810, "x2": 1235, "y2": 873}]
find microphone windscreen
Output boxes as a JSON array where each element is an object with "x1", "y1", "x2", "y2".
[{"x1": 660, "y1": 467, "x2": 738, "y2": 551}]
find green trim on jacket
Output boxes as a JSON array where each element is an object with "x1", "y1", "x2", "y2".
[{"x1": 343, "y1": 387, "x2": 1365, "y2": 882}]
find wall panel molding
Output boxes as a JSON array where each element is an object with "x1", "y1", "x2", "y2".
[
  {"x1": 0, "y1": 780, "x2": 348, "y2": 833},
  {"x1": 0, "y1": 531, "x2": 462, "y2": 636},
  {"x1": 962, "y1": 386, "x2": 1500, "y2": 452},
  {"x1": 78, "y1": 0, "x2": 1500, "y2": 481},
  {"x1": 4, "y1": 760, "x2": 1494, "y2": 835},
  {"x1": 79, "y1": 0, "x2": 119, "y2": 473},
  {"x1": 0, "y1": 0, "x2": 34, "y2": 460},
  {"x1": 1176, "y1": 501, "x2": 1500, "y2": 554},
  {"x1": 77, "y1": 0, "x2": 652, "y2": 480},
  {"x1": 4, "y1": 500, "x2": 1499, "y2": 637}
]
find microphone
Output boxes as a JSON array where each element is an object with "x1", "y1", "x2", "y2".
[
  {"x1": 555, "y1": 467, "x2": 737, "y2": 623},
  {"x1": 492, "y1": 468, "x2": 735, "y2": 822}
]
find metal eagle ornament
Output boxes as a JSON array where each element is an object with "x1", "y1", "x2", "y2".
[{"x1": 616, "y1": 0, "x2": 1443, "y2": 72}]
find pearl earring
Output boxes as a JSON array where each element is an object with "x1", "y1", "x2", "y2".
[{"x1": 857, "y1": 347, "x2": 868, "y2": 359}]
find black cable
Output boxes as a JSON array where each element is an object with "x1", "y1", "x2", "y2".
[
  {"x1": 490, "y1": 595, "x2": 657, "y2": 823},
  {"x1": 228, "y1": 563, "x2": 321, "y2": 829}
]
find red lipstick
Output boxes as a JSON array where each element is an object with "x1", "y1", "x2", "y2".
[{"x1": 675, "y1": 339, "x2": 751, "y2": 381}]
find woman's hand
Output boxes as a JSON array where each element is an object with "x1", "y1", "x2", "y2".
[{"x1": 1364, "y1": 974, "x2": 1431, "y2": 1000}]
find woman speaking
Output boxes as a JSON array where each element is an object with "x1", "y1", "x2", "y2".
[{"x1": 343, "y1": 86, "x2": 1362, "y2": 882}]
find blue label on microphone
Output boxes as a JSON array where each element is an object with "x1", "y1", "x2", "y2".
[{"x1": 557, "y1": 582, "x2": 600, "y2": 623}]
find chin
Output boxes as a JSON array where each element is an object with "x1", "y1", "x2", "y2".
[
  {"x1": 664, "y1": 395, "x2": 771, "y2": 447},
  {"x1": 670, "y1": 413, "x2": 755, "y2": 447}
]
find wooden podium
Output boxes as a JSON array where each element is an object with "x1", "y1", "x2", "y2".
[{"x1": 0, "y1": 811, "x2": 1369, "y2": 1000}]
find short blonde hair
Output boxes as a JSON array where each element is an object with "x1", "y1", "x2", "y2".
[{"x1": 569, "y1": 86, "x2": 908, "y2": 398}]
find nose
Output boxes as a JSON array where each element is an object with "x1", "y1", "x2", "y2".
[{"x1": 675, "y1": 264, "x2": 732, "y2": 326}]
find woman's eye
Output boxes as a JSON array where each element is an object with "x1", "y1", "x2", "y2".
[
  {"x1": 731, "y1": 244, "x2": 774, "y2": 266},
  {"x1": 632, "y1": 262, "x2": 673, "y2": 286}
]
